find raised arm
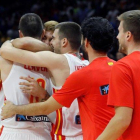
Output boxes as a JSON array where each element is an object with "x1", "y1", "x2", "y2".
[
  {"x1": 0, "y1": 41, "x2": 67, "y2": 70},
  {"x1": 12, "y1": 37, "x2": 53, "y2": 52}
]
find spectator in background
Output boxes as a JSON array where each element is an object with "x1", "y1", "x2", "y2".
[
  {"x1": 6, "y1": 25, "x2": 18, "y2": 39},
  {"x1": 106, "y1": 3, "x2": 119, "y2": 29}
]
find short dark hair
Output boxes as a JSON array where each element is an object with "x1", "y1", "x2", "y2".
[
  {"x1": 55, "y1": 22, "x2": 82, "y2": 51},
  {"x1": 19, "y1": 13, "x2": 43, "y2": 38},
  {"x1": 118, "y1": 10, "x2": 140, "y2": 43},
  {"x1": 81, "y1": 17, "x2": 115, "y2": 53}
]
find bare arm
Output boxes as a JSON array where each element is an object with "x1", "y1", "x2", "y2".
[
  {"x1": 96, "y1": 107, "x2": 133, "y2": 140},
  {"x1": 12, "y1": 37, "x2": 53, "y2": 52},
  {"x1": 1, "y1": 97, "x2": 63, "y2": 119},
  {"x1": 0, "y1": 41, "x2": 66, "y2": 70}
]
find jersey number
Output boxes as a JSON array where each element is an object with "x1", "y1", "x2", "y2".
[{"x1": 29, "y1": 78, "x2": 46, "y2": 103}]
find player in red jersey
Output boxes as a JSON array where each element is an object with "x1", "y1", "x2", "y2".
[
  {"x1": 97, "y1": 10, "x2": 140, "y2": 140},
  {"x1": 1, "y1": 17, "x2": 115, "y2": 140}
]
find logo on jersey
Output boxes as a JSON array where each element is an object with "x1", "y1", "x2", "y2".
[
  {"x1": 108, "y1": 62, "x2": 114, "y2": 66},
  {"x1": 16, "y1": 114, "x2": 50, "y2": 122},
  {"x1": 75, "y1": 115, "x2": 81, "y2": 124},
  {"x1": 100, "y1": 84, "x2": 109, "y2": 95}
]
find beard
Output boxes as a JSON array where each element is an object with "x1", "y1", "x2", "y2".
[
  {"x1": 119, "y1": 43, "x2": 127, "y2": 55},
  {"x1": 80, "y1": 42, "x2": 88, "y2": 60}
]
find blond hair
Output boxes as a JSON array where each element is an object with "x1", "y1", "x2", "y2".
[{"x1": 44, "y1": 21, "x2": 59, "y2": 32}]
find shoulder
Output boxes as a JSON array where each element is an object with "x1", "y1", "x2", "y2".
[
  {"x1": 70, "y1": 66, "x2": 88, "y2": 80},
  {"x1": 111, "y1": 58, "x2": 132, "y2": 79},
  {"x1": 63, "y1": 68, "x2": 90, "y2": 90},
  {"x1": 114, "y1": 56, "x2": 131, "y2": 70}
]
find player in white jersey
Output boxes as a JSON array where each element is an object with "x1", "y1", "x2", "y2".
[
  {"x1": 0, "y1": 81, "x2": 4, "y2": 136},
  {"x1": 52, "y1": 54, "x2": 88, "y2": 140},
  {"x1": 1, "y1": 63, "x2": 52, "y2": 140},
  {"x1": 0, "y1": 22, "x2": 89, "y2": 140},
  {"x1": 0, "y1": 13, "x2": 53, "y2": 140}
]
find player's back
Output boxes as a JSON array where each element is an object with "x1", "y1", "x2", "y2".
[
  {"x1": 76, "y1": 57, "x2": 115, "y2": 140},
  {"x1": 53, "y1": 53, "x2": 89, "y2": 139},
  {"x1": 2, "y1": 62, "x2": 52, "y2": 129}
]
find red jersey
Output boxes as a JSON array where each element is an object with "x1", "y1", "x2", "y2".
[
  {"x1": 53, "y1": 57, "x2": 115, "y2": 140},
  {"x1": 108, "y1": 51, "x2": 140, "y2": 140}
]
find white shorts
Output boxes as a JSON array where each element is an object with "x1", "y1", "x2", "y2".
[
  {"x1": 0, "y1": 127, "x2": 52, "y2": 140},
  {"x1": 55, "y1": 135, "x2": 83, "y2": 140}
]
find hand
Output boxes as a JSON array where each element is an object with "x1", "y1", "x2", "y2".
[
  {"x1": 1, "y1": 101, "x2": 16, "y2": 120},
  {"x1": 19, "y1": 76, "x2": 48, "y2": 99}
]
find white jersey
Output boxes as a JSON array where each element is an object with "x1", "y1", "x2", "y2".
[
  {"x1": 52, "y1": 54, "x2": 89, "y2": 139},
  {"x1": 2, "y1": 62, "x2": 52, "y2": 130},
  {"x1": 0, "y1": 86, "x2": 4, "y2": 131}
]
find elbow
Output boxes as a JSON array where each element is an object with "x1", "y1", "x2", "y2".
[
  {"x1": 114, "y1": 107, "x2": 133, "y2": 131},
  {"x1": 12, "y1": 39, "x2": 29, "y2": 49},
  {"x1": 40, "y1": 102, "x2": 50, "y2": 115},
  {"x1": 117, "y1": 116, "x2": 131, "y2": 131},
  {"x1": 13, "y1": 42, "x2": 26, "y2": 49}
]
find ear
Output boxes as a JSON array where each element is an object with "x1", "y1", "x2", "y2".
[
  {"x1": 19, "y1": 30, "x2": 24, "y2": 38},
  {"x1": 126, "y1": 31, "x2": 132, "y2": 41},
  {"x1": 84, "y1": 38, "x2": 89, "y2": 48},
  {"x1": 41, "y1": 29, "x2": 45, "y2": 40},
  {"x1": 61, "y1": 38, "x2": 68, "y2": 47}
]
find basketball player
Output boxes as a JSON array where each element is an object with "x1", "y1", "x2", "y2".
[
  {"x1": 0, "y1": 22, "x2": 89, "y2": 140},
  {"x1": 0, "y1": 80, "x2": 4, "y2": 136},
  {"x1": 0, "y1": 13, "x2": 53, "y2": 140},
  {"x1": 42, "y1": 20, "x2": 59, "y2": 46},
  {"x1": 18, "y1": 20, "x2": 59, "y2": 99}
]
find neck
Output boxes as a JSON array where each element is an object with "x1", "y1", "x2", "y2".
[
  {"x1": 127, "y1": 43, "x2": 140, "y2": 55},
  {"x1": 88, "y1": 50, "x2": 107, "y2": 63},
  {"x1": 68, "y1": 50, "x2": 79, "y2": 54},
  {"x1": 125, "y1": 41, "x2": 140, "y2": 55},
  {"x1": 68, "y1": 51, "x2": 83, "y2": 59}
]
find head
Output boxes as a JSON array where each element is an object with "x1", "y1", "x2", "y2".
[
  {"x1": 117, "y1": 10, "x2": 140, "y2": 54},
  {"x1": 42, "y1": 21, "x2": 59, "y2": 46},
  {"x1": 51, "y1": 22, "x2": 82, "y2": 54},
  {"x1": 19, "y1": 13, "x2": 44, "y2": 40},
  {"x1": 81, "y1": 17, "x2": 114, "y2": 54}
]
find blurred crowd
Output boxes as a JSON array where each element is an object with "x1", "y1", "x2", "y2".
[{"x1": 0, "y1": 0, "x2": 139, "y2": 60}]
